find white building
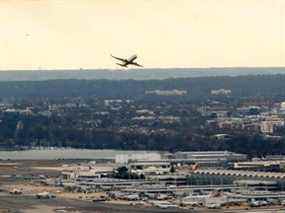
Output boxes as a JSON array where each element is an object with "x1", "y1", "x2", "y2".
[
  {"x1": 281, "y1": 102, "x2": 285, "y2": 110},
  {"x1": 145, "y1": 89, "x2": 187, "y2": 96},
  {"x1": 115, "y1": 153, "x2": 162, "y2": 164},
  {"x1": 211, "y1": 89, "x2": 231, "y2": 96},
  {"x1": 260, "y1": 116, "x2": 284, "y2": 134},
  {"x1": 173, "y1": 151, "x2": 247, "y2": 166},
  {"x1": 128, "y1": 161, "x2": 171, "y2": 175},
  {"x1": 61, "y1": 163, "x2": 114, "y2": 180}
]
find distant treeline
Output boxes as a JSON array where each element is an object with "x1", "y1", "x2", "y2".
[
  {"x1": 0, "y1": 74, "x2": 285, "y2": 101},
  {"x1": 0, "y1": 67, "x2": 284, "y2": 81}
]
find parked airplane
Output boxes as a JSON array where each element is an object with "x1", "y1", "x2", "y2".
[{"x1": 111, "y1": 54, "x2": 143, "y2": 68}]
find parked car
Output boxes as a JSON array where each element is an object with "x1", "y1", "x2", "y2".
[
  {"x1": 36, "y1": 192, "x2": 56, "y2": 199},
  {"x1": 9, "y1": 188, "x2": 22, "y2": 195}
]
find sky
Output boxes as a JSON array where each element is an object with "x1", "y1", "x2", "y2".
[{"x1": 0, "y1": 0, "x2": 284, "y2": 69}]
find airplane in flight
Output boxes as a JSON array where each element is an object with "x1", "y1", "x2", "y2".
[{"x1": 111, "y1": 54, "x2": 143, "y2": 68}]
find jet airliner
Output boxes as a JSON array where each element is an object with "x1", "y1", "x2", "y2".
[{"x1": 111, "y1": 54, "x2": 143, "y2": 68}]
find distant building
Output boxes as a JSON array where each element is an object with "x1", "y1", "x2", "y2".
[
  {"x1": 115, "y1": 153, "x2": 162, "y2": 164},
  {"x1": 211, "y1": 89, "x2": 231, "y2": 96},
  {"x1": 210, "y1": 111, "x2": 229, "y2": 118},
  {"x1": 172, "y1": 151, "x2": 247, "y2": 167},
  {"x1": 132, "y1": 116, "x2": 156, "y2": 121},
  {"x1": 265, "y1": 155, "x2": 285, "y2": 161},
  {"x1": 234, "y1": 180, "x2": 278, "y2": 191},
  {"x1": 61, "y1": 163, "x2": 114, "y2": 180},
  {"x1": 104, "y1": 99, "x2": 125, "y2": 107},
  {"x1": 145, "y1": 89, "x2": 187, "y2": 96},
  {"x1": 242, "y1": 122, "x2": 260, "y2": 132},
  {"x1": 233, "y1": 161, "x2": 284, "y2": 172},
  {"x1": 128, "y1": 161, "x2": 171, "y2": 175},
  {"x1": 260, "y1": 121, "x2": 275, "y2": 134},
  {"x1": 260, "y1": 116, "x2": 284, "y2": 134},
  {"x1": 279, "y1": 102, "x2": 285, "y2": 114},
  {"x1": 281, "y1": 102, "x2": 285, "y2": 110},
  {"x1": 237, "y1": 106, "x2": 261, "y2": 116},
  {"x1": 158, "y1": 116, "x2": 180, "y2": 124},
  {"x1": 136, "y1": 109, "x2": 155, "y2": 116},
  {"x1": 217, "y1": 118, "x2": 243, "y2": 130}
]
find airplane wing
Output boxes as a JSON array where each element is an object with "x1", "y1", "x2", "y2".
[
  {"x1": 132, "y1": 62, "x2": 143, "y2": 67},
  {"x1": 116, "y1": 63, "x2": 128, "y2": 67},
  {"x1": 111, "y1": 54, "x2": 127, "y2": 63}
]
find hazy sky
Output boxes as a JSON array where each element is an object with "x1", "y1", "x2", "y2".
[{"x1": 0, "y1": 0, "x2": 284, "y2": 69}]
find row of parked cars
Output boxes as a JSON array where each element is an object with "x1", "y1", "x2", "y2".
[
  {"x1": 107, "y1": 191, "x2": 175, "y2": 201},
  {"x1": 249, "y1": 198, "x2": 285, "y2": 207}
]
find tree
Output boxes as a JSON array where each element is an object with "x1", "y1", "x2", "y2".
[{"x1": 114, "y1": 166, "x2": 129, "y2": 179}]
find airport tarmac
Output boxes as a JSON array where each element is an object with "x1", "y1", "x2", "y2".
[
  {"x1": 1, "y1": 194, "x2": 285, "y2": 213},
  {"x1": 0, "y1": 194, "x2": 189, "y2": 213}
]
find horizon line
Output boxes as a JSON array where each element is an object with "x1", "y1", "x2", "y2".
[{"x1": 0, "y1": 66, "x2": 284, "y2": 72}]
